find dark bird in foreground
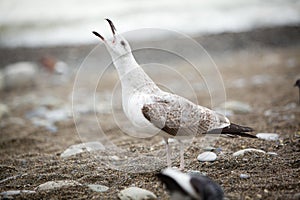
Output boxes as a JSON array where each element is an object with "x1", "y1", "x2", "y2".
[
  {"x1": 295, "y1": 79, "x2": 300, "y2": 104},
  {"x1": 93, "y1": 19, "x2": 256, "y2": 170},
  {"x1": 158, "y1": 168, "x2": 224, "y2": 200}
]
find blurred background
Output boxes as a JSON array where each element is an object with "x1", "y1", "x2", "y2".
[
  {"x1": 1, "y1": 1, "x2": 300, "y2": 199},
  {"x1": 0, "y1": 0, "x2": 299, "y2": 47}
]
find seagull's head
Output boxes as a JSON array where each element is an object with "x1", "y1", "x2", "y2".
[{"x1": 93, "y1": 19, "x2": 131, "y2": 58}]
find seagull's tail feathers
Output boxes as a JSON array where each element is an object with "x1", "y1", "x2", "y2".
[{"x1": 208, "y1": 123, "x2": 256, "y2": 138}]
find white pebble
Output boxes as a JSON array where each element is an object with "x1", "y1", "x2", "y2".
[
  {"x1": 118, "y1": 187, "x2": 157, "y2": 200},
  {"x1": 197, "y1": 152, "x2": 217, "y2": 162},
  {"x1": 256, "y1": 133, "x2": 279, "y2": 141},
  {"x1": 240, "y1": 174, "x2": 250, "y2": 179},
  {"x1": 87, "y1": 184, "x2": 109, "y2": 192},
  {"x1": 3, "y1": 62, "x2": 37, "y2": 90},
  {"x1": 36, "y1": 180, "x2": 82, "y2": 191},
  {"x1": 61, "y1": 142, "x2": 105, "y2": 158},
  {"x1": 267, "y1": 152, "x2": 278, "y2": 156},
  {"x1": 233, "y1": 148, "x2": 266, "y2": 157},
  {"x1": 0, "y1": 104, "x2": 9, "y2": 119},
  {"x1": 0, "y1": 190, "x2": 35, "y2": 196}
]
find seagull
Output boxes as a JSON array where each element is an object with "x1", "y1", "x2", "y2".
[
  {"x1": 158, "y1": 168, "x2": 224, "y2": 200},
  {"x1": 92, "y1": 19, "x2": 256, "y2": 170}
]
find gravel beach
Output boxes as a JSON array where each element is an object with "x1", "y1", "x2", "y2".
[{"x1": 0, "y1": 26, "x2": 300, "y2": 199}]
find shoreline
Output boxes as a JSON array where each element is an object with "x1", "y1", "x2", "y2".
[{"x1": 0, "y1": 25, "x2": 299, "y2": 68}]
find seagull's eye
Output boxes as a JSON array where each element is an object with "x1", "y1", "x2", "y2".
[{"x1": 120, "y1": 41, "x2": 126, "y2": 46}]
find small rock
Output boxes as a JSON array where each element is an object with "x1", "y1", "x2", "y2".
[
  {"x1": 0, "y1": 104, "x2": 9, "y2": 119},
  {"x1": 293, "y1": 193, "x2": 300, "y2": 199},
  {"x1": 3, "y1": 62, "x2": 37, "y2": 90},
  {"x1": 61, "y1": 142, "x2": 105, "y2": 158},
  {"x1": 1, "y1": 190, "x2": 35, "y2": 196},
  {"x1": 118, "y1": 187, "x2": 157, "y2": 200},
  {"x1": 36, "y1": 180, "x2": 81, "y2": 191},
  {"x1": 187, "y1": 170, "x2": 205, "y2": 176},
  {"x1": 239, "y1": 174, "x2": 250, "y2": 179},
  {"x1": 197, "y1": 152, "x2": 217, "y2": 162},
  {"x1": 217, "y1": 101, "x2": 252, "y2": 114},
  {"x1": 256, "y1": 133, "x2": 279, "y2": 141},
  {"x1": 88, "y1": 184, "x2": 109, "y2": 192},
  {"x1": 202, "y1": 146, "x2": 216, "y2": 151},
  {"x1": 267, "y1": 152, "x2": 278, "y2": 156},
  {"x1": 233, "y1": 148, "x2": 266, "y2": 157}
]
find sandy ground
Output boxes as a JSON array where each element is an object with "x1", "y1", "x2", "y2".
[{"x1": 0, "y1": 26, "x2": 300, "y2": 199}]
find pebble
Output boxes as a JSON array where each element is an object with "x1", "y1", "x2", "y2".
[
  {"x1": 240, "y1": 174, "x2": 250, "y2": 179},
  {"x1": 3, "y1": 62, "x2": 37, "y2": 90},
  {"x1": 187, "y1": 170, "x2": 206, "y2": 176},
  {"x1": 217, "y1": 101, "x2": 252, "y2": 114},
  {"x1": 26, "y1": 106, "x2": 71, "y2": 132},
  {"x1": 1, "y1": 190, "x2": 35, "y2": 196},
  {"x1": 36, "y1": 180, "x2": 82, "y2": 191},
  {"x1": 256, "y1": 133, "x2": 279, "y2": 141},
  {"x1": 202, "y1": 146, "x2": 216, "y2": 151},
  {"x1": 87, "y1": 184, "x2": 109, "y2": 192},
  {"x1": 118, "y1": 187, "x2": 157, "y2": 200},
  {"x1": 267, "y1": 152, "x2": 278, "y2": 156},
  {"x1": 197, "y1": 152, "x2": 217, "y2": 162},
  {"x1": 233, "y1": 148, "x2": 266, "y2": 157},
  {"x1": 0, "y1": 104, "x2": 9, "y2": 119},
  {"x1": 60, "y1": 142, "x2": 105, "y2": 158}
]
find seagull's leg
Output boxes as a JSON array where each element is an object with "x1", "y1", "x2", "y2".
[
  {"x1": 164, "y1": 137, "x2": 171, "y2": 167},
  {"x1": 179, "y1": 140, "x2": 185, "y2": 170}
]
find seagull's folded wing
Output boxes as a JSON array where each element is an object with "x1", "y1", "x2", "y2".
[{"x1": 141, "y1": 95, "x2": 230, "y2": 137}]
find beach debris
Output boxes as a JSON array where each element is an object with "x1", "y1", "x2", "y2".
[
  {"x1": 60, "y1": 142, "x2": 105, "y2": 158},
  {"x1": 36, "y1": 180, "x2": 82, "y2": 191},
  {"x1": 40, "y1": 56, "x2": 71, "y2": 84},
  {"x1": 217, "y1": 101, "x2": 252, "y2": 114},
  {"x1": 233, "y1": 148, "x2": 266, "y2": 157},
  {"x1": 118, "y1": 187, "x2": 157, "y2": 200},
  {"x1": 197, "y1": 152, "x2": 217, "y2": 162},
  {"x1": 2, "y1": 62, "x2": 37, "y2": 90},
  {"x1": 0, "y1": 190, "x2": 35, "y2": 196},
  {"x1": 0, "y1": 103, "x2": 9, "y2": 119},
  {"x1": 158, "y1": 168, "x2": 223, "y2": 200},
  {"x1": 87, "y1": 184, "x2": 109, "y2": 193},
  {"x1": 256, "y1": 133, "x2": 279, "y2": 141},
  {"x1": 240, "y1": 174, "x2": 250, "y2": 179}
]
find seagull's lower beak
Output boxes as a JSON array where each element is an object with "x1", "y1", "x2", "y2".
[{"x1": 92, "y1": 31, "x2": 104, "y2": 41}]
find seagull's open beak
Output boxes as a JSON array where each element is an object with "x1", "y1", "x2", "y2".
[{"x1": 92, "y1": 18, "x2": 116, "y2": 42}]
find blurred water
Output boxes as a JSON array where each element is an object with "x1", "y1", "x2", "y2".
[{"x1": 0, "y1": 0, "x2": 299, "y2": 47}]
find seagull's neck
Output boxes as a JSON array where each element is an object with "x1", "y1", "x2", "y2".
[{"x1": 112, "y1": 53, "x2": 159, "y2": 93}]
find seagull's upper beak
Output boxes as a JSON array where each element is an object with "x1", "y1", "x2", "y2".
[
  {"x1": 92, "y1": 18, "x2": 117, "y2": 42},
  {"x1": 106, "y1": 18, "x2": 117, "y2": 36}
]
